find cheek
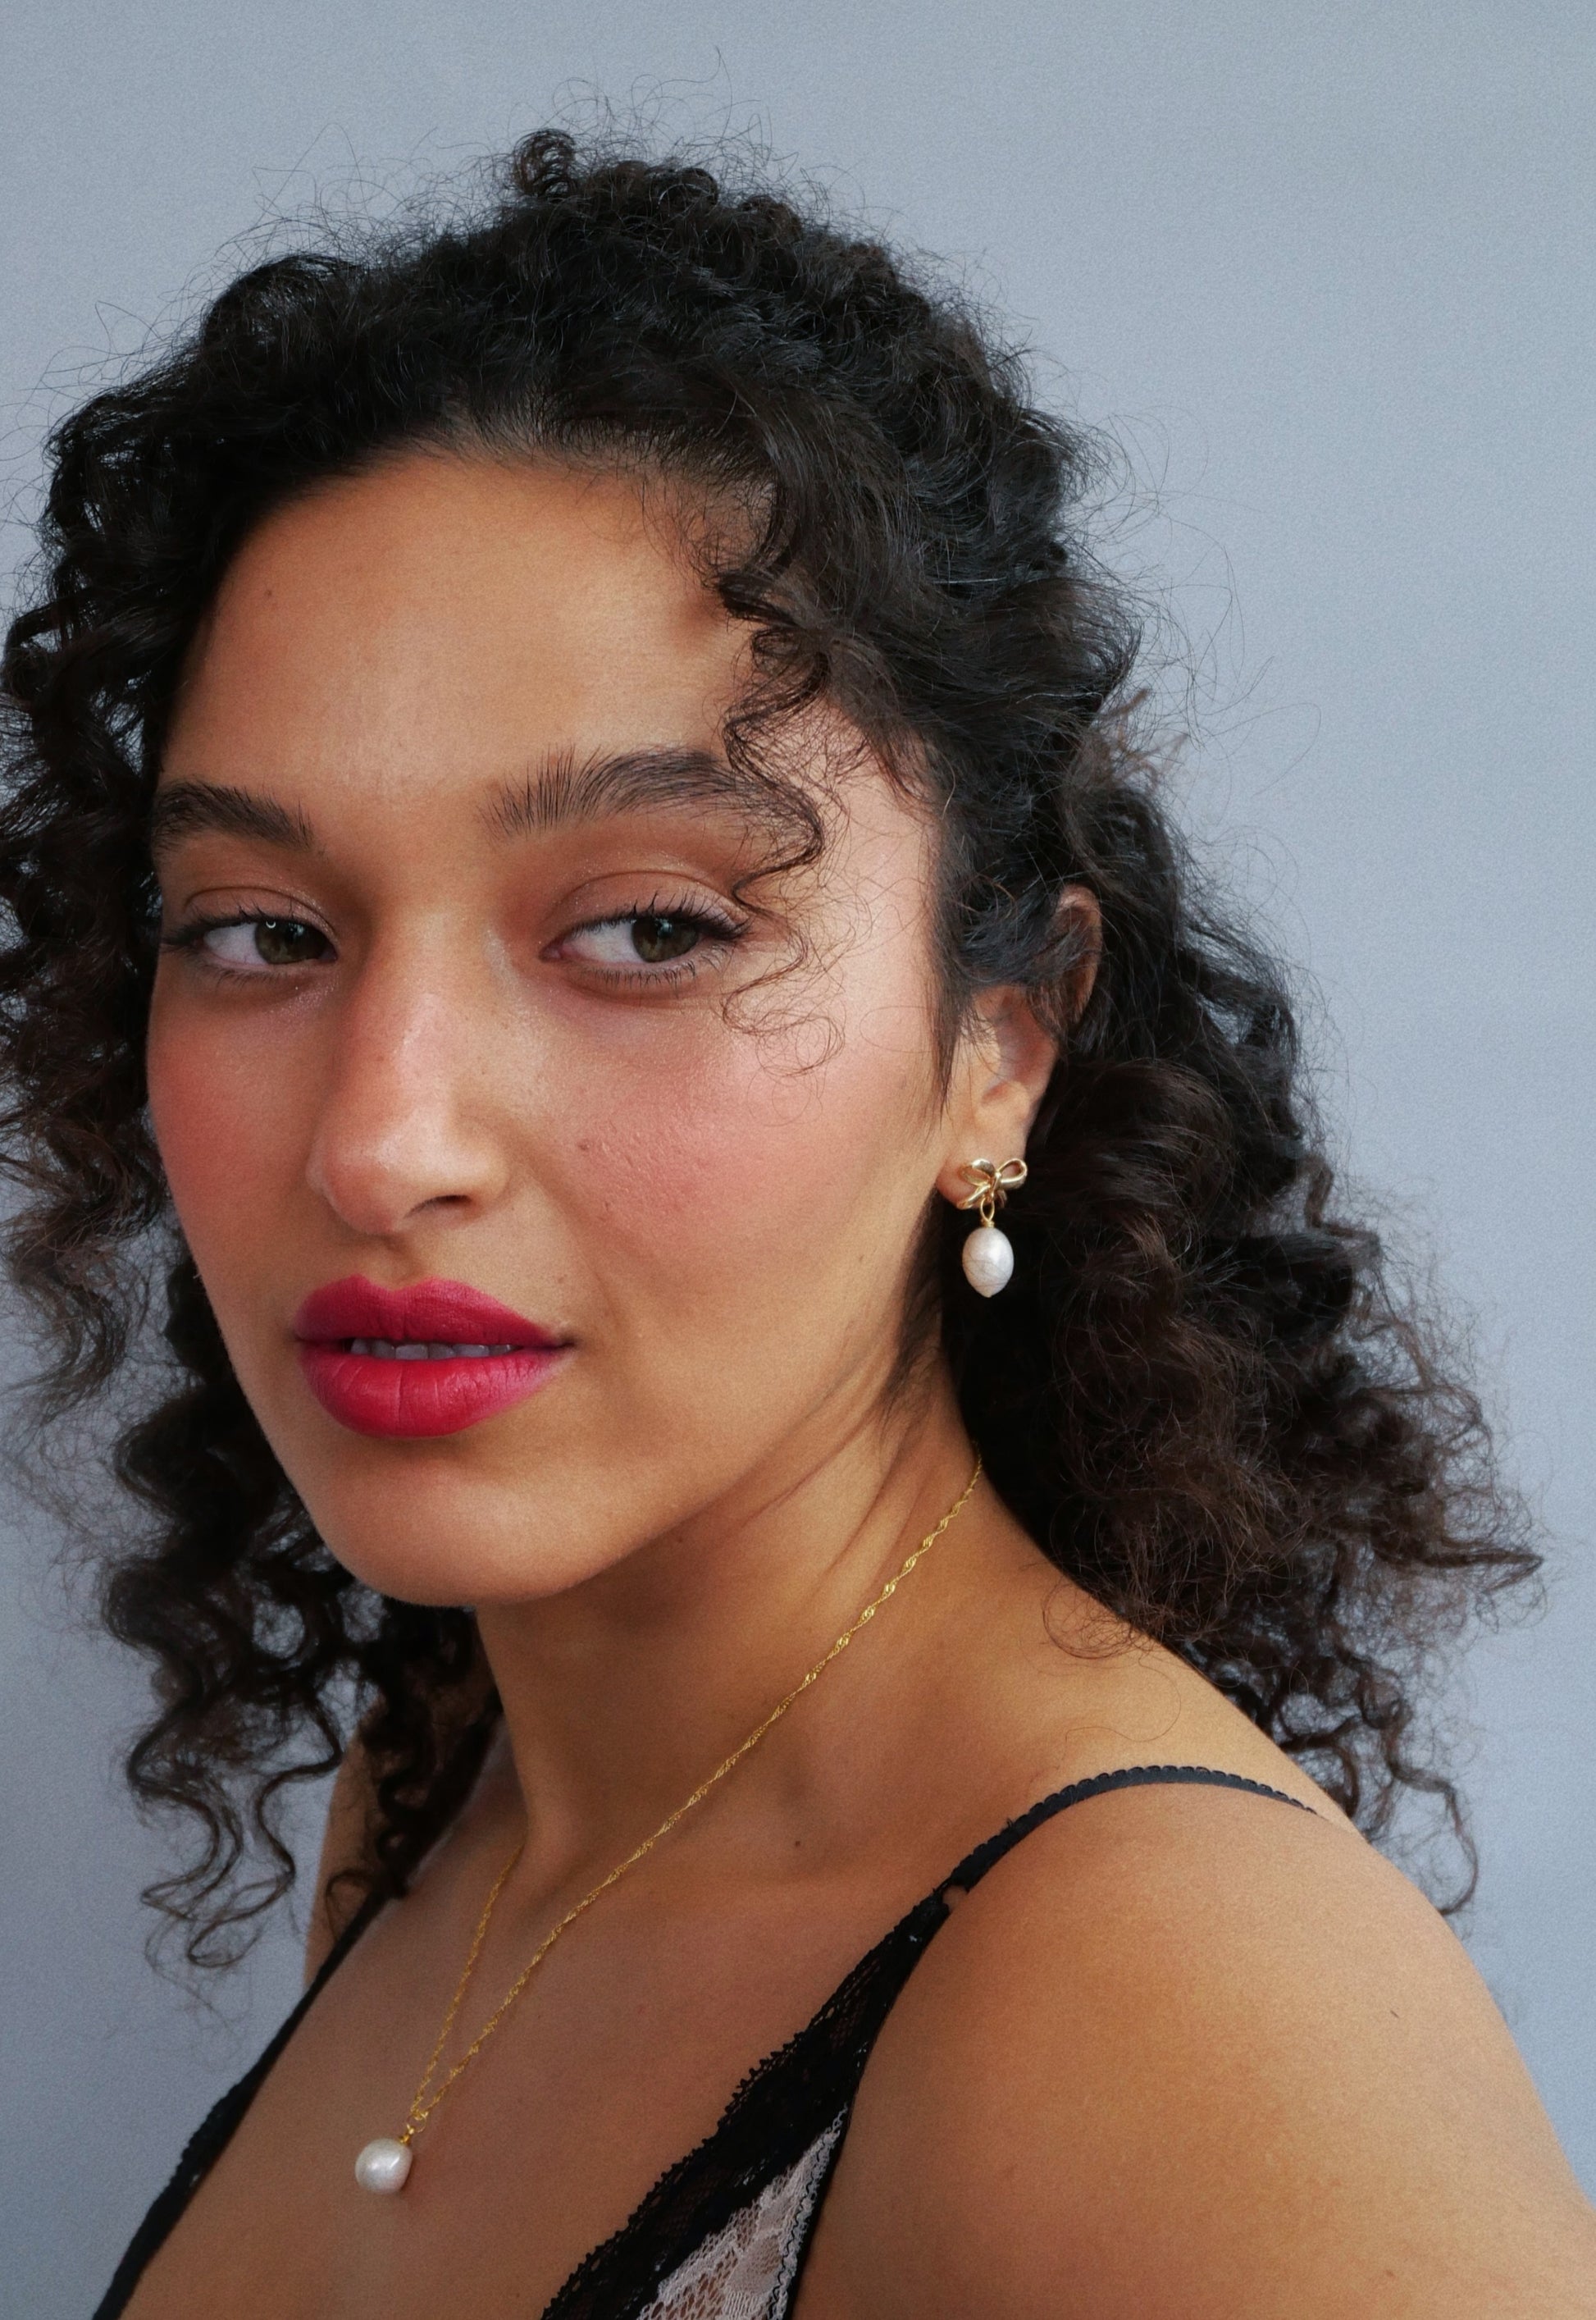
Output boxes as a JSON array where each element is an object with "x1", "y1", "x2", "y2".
[
  {"x1": 552, "y1": 988, "x2": 939, "y2": 1327},
  {"x1": 145, "y1": 989, "x2": 305, "y2": 1283}
]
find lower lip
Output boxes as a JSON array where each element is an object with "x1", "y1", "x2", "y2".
[{"x1": 297, "y1": 1345, "x2": 568, "y2": 1438}]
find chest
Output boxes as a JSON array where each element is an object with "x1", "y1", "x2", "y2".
[{"x1": 121, "y1": 1876, "x2": 892, "y2": 2320}]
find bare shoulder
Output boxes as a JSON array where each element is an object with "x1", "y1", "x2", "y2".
[{"x1": 806, "y1": 1777, "x2": 1596, "y2": 2319}]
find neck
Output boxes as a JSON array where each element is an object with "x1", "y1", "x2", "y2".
[{"x1": 472, "y1": 1377, "x2": 986, "y2": 1889}]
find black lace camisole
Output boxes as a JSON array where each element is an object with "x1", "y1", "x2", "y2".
[{"x1": 94, "y1": 1763, "x2": 1306, "y2": 2319}]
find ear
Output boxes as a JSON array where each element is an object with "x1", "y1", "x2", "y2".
[{"x1": 933, "y1": 887, "x2": 1100, "y2": 1208}]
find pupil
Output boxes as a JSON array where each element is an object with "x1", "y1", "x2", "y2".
[
  {"x1": 253, "y1": 917, "x2": 323, "y2": 966},
  {"x1": 631, "y1": 914, "x2": 699, "y2": 964}
]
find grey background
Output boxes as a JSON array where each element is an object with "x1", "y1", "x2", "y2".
[{"x1": 2, "y1": 2, "x2": 1592, "y2": 2310}]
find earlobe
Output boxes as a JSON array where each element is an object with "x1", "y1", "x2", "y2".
[
  {"x1": 935, "y1": 884, "x2": 1097, "y2": 1257},
  {"x1": 933, "y1": 993, "x2": 1050, "y2": 1286}
]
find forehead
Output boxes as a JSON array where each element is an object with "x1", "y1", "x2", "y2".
[
  {"x1": 164, "y1": 450, "x2": 747, "y2": 793},
  {"x1": 157, "y1": 450, "x2": 939, "y2": 933}
]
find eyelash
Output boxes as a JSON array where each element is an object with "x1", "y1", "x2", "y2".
[
  {"x1": 159, "y1": 911, "x2": 331, "y2": 969},
  {"x1": 159, "y1": 896, "x2": 750, "y2": 988},
  {"x1": 554, "y1": 893, "x2": 748, "y2": 988}
]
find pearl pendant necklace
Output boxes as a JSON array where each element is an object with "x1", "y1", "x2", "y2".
[
  {"x1": 354, "y1": 2136, "x2": 413, "y2": 2194},
  {"x1": 350, "y1": 1456, "x2": 985, "y2": 2191}
]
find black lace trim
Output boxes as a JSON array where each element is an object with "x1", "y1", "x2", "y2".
[
  {"x1": 543, "y1": 1901, "x2": 944, "y2": 2317},
  {"x1": 542, "y1": 1766, "x2": 1308, "y2": 2316},
  {"x1": 91, "y1": 1888, "x2": 387, "y2": 2319},
  {"x1": 93, "y1": 1765, "x2": 1307, "y2": 2318}
]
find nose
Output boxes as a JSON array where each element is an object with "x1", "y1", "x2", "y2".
[{"x1": 305, "y1": 943, "x2": 512, "y2": 1240}]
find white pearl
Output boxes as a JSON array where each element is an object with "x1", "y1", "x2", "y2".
[
  {"x1": 354, "y1": 2136, "x2": 413, "y2": 2194},
  {"x1": 961, "y1": 1223, "x2": 1014, "y2": 1297}
]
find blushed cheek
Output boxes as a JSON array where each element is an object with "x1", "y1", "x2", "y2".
[
  {"x1": 554, "y1": 998, "x2": 937, "y2": 1322},
  {"x1": 145, "y1": 1006, "x2": 293, "y2": 1302},
  {"x1": 554, "y1": 816, "x2": 942, "y2": 1283}
]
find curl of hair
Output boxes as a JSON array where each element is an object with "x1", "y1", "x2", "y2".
[{"x1": 0, "y1": 130, "x2": 1534, "y2": 1961}]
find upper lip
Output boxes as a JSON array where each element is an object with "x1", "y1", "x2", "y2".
[{"x1": 293, "y1": 1276, "x2": 564, "y2": 1349}]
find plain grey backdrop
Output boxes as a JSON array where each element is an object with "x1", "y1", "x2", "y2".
[{"x1": 2, "y1": 2, "x2": 1592, "y2": 2310}]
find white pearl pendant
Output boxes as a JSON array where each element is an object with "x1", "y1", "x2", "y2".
[
  {"x1": 961, "y1": 1222, "x2": 1014, "y2": 1297},
  {"x1": 354, "y1": 2136, "x2": 413, "y2": 2194}
]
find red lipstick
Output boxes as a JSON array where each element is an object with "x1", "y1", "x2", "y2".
[{"x1": 293, "y1": 1277, "x2": 569, "y2": 1439}]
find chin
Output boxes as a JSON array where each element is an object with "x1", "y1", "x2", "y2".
[
  {"x1": 318, "y1": 1523, "x2": 617, "y2": 1610},
  {"x1": 299, "y1": 1460, "x2": 631, "y2": 1609},
  {"x1": 236, "y1": 1358, "x2": 619, "y2": 1603}
]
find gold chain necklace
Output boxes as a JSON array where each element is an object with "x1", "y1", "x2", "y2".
[{"x1": 353, "y1": 1454, "x2": 983, "y2": 2193}]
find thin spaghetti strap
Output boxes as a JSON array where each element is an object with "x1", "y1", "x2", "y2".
[
  {"x1": 943, "y1": 1763, "x2": 1314, "y2": 1898},
  {"x1": 97, "y1": 1767, "x2": 1315, "y2": 2320}
]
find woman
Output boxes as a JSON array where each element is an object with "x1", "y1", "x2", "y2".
[{"x1": 2, "y1": 131, "x2": 1591, "y2": 2317}]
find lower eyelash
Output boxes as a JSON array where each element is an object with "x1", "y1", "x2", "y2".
[
  {"x1": 603, "y1": 962, "x2": 705, "y2": 991},
  {"x1": 591, "y1": 932, "x2": 737, "y2": 989}
]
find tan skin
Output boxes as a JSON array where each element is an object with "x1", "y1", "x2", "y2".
[{"x1": 128, "y1": 449, "x2": 1596, "y2": 2318}]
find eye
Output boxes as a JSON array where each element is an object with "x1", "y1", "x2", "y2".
[
  {"x1": 169, "y1": 914, "x2": 335, "y2": 972},
  {"x1": 558, "y1": 908, "x2": 735, "y2": 974},
  {"x1": 241, "y1": 916, "x2": 331, "y2": 966}
]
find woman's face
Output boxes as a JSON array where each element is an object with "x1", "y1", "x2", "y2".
[{"x1": 146, "y1": 450, "x2": 1022, "y2": 1604}]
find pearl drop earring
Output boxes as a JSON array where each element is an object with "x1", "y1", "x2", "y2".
[{"x1": 956, "y1": 1158, "x2": 1028, "y2": 1296}]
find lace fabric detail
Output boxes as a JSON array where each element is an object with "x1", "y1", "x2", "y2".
[{"x1": 640, "y1": 2123, "x2": 842, "y2": 2319}]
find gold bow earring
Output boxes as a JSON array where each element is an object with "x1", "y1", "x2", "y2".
[{"x1": 955, "y1": 1158, "x2": 1028, "y2": 1297}]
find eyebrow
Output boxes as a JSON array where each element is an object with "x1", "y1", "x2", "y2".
[
  {"x1": 148, "y1": 746, "x2": 803, "y2": 862},
  {"x1": 149, "y1": 782, "x2": 315, "y2": 859},
  {"x1": 484, "y1": 746, "x2": 783, "y2": 840}
]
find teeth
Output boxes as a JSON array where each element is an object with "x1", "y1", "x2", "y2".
[{"x1": 344, "y1": 1339, "x2": 519, "y2": 1360}]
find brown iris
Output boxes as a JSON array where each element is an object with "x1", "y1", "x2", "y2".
[
  {"x1": 252, "y1": 917, "x2": 331, "y2": 966},
  {"x1": 629, "y1": 914, "x2": 700, "y2": 964}
]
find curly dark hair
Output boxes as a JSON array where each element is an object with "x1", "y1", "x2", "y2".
[{"x1": 0, "y1": 129, "x2": 1534, "y2": 1964}]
